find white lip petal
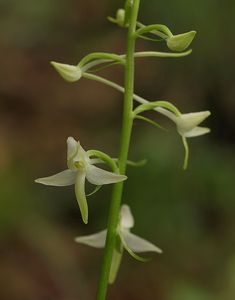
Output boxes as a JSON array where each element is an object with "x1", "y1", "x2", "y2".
[
  {"x1": 121, "y1": 229, "x2": 162, "y2": 254},
  {"x1": 86, "y1": 164, "x2": 127, "y2": 185},
  {"x1": 75, "y1": 230, "x2": 107, "y2": 248},
  {"x1": 184, "y1": 126, "x2": 210, "y2": 138},
  {"x1": 75, "y1": 171, "x2": 88, "y2": 224},
  {"x1": 177, "y1": 111, "x2": 211, "y2": 133},
  {"x1": 35, "y1": 169, "x2": 77, "y2": 186},
  {"x1": 120, "y1": 205, "x2": 134, "y2": 229}
]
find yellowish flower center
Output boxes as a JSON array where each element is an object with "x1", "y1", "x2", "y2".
[{"x1": 74, "y1": 161, "x2": 85, "y2": 170}]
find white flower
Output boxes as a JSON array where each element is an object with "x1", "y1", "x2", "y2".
[
  {"x1": 156, "y1": 108, "x2": 210, "y2": 137},
  {"x1": 75, "y1": 204, "x2": 162, "y2": 283},
  {"x1": 155, "y1": 108, "x2": 211, "y2": 169},
  {"x1": 35, "y1": 137, "x2": 127, "y2": 224}
]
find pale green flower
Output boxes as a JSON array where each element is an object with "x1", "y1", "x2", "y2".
[
  {"x1": 174, "y1": 111, "x2": 211, "y2": 137},
  {"x1": 75, "y1": 204, "x2": 162, "y2": 283},
  {"x1": 35, "y1": 137, "x2": 127, "y2": 224},
  {"x1": 156, "y1": 108, "x2": 211, "y2": 169},
  {"x1": 50, "y1": 62, "x2": 82, "y2": 82},
  {"x1": 156, "y1": 109, "x2": 211, "y2": 137},
  {"x1": 167, "y1": 31, "x2": 196, "y2": 52}
]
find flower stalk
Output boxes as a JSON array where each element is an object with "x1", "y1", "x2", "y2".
[{"x1": 95, "y1": 1, "x2": 140, "y2": 299}]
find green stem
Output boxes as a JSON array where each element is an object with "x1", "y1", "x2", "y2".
[{"x1": 95, "y1": 1, "x2": 140, "y2": 299}]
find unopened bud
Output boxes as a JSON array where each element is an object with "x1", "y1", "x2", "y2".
[
  {"x1": 167, "y1": 31, "x2": 196, "y2": 52},
  {"x1": 116, "y1": 9, "x2": 125, "y2": 27},
  {"x1": 51, "y1": 61, "x2": 82, "y2": 82}
]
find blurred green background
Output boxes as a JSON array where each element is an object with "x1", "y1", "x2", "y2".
[{"x1": 0, "y1": 0, "x2": 235, "y2": 299}]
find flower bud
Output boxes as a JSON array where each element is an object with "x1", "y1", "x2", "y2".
[
  {"x1": 116, "y1": 8, "x2": 125, "y2": 27},
  {"x1": 167, "y1": 31, "x2": 196, "y2": 52},
  {"x1": 176, "y1": 111, "x2": 211, "y2": 134},
  {"x1": 51, "y1": 61, "x2": 82, "y2": 82}
]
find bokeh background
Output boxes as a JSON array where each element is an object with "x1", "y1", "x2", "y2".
[{"x1": 0, "y1": 0, "x2": 235, "y2": 299}]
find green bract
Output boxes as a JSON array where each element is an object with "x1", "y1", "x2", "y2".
[
  {"x1": 133, "y1": 100, "x2": 181, "y2": 117},
  {"x1": 75, "y1": 204, "x2": 162, "y2": 283},
  {"x1": 135, "y1": 23, "x2": 173, "y2": 40},
  {"x1": 35, "y1": 137, "x2": 127, "y2": 224},
  {"x1": 167, "y1": 31, "x2": 196, "y2": 52}
]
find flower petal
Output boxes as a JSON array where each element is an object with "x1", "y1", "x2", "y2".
[
  {"x1": 120, "y1": 204, "x2": 134, "y2": 229},
  {"x1": 121, "y1": 229, "x2": 162, "y2": 254},
  {"x1": 73, "y1": 142, "x2": 89, "y2": 163},
  {"x1": 176, "y1": 111, "x2": 211, "y2": 134},
  {"x1": 35, "y1": 169, "x2": 76, "y2": 186},
  {"x1": 86, "y1": 164, "x2": 127, "y2": 185},
  {"x1": 119, "y1": 232, "x2": 150, "y2": 262},
  {"x1": 184, "y1": 126, "x2": 210, "y2": 138},
  {"x1": 67, "y1": 137, "x2": 78, "y2": 161},
  {"x1": 75, "y1": 230, "x2": 107, "y2": 248},
  {"x1": 75, "y1": 171, "x2": 88, "y2": 224}
]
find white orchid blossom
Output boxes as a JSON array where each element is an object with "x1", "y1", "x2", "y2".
[
  {"x1": 156, "y1": 108, "x2": 211, "y2": 137},
  {"x1": 155, "y1": 107, "x2": 210, "y2": 169},
  {"x1": 75, "y1": 204, "x2": 162, "y2": 283},
  {"x1": 35, "y1": 137, "x2": 127, "y2": 224}
]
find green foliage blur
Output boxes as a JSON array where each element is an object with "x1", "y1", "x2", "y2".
[{"x1": 0, "y1": 0, "x2": 234, "y2": 299}]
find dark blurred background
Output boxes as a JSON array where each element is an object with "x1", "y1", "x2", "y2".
[{"x1": 0, "y1": 0, "x2": 235, "y2": 299}]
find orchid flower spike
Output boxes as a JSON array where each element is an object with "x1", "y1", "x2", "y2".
[
  {"x1": 75, "y1": 204, "x2": 162, "y2": 283},
  {"x1": 156, "y1": 108, "x2": 211, "y2": 169},
  {"x1": 35, "y1": 137, "x2": 127, "y2": 224}
]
